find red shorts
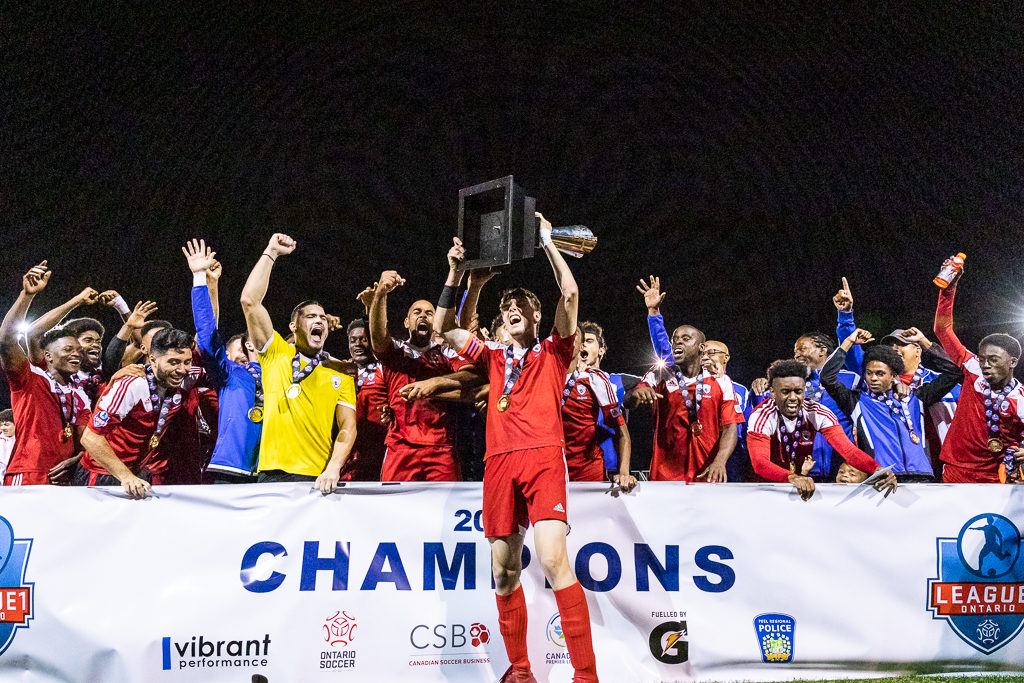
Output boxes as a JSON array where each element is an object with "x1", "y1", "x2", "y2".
[
  {"x1": 565, "y1": 452, "x2": 605, "y2": 482},
  {"x1": 942, "y1": 462, "x2": 999, "y2": 483},
  {"x1": 3, "y1": 472, "x2": 49, "y2": 486},
  {"x1": 483, "y1": 446, "x2": 568, "y2": 538},
  {"x1": 381, "y1": 443, "x2": 461, "y2": 482}
]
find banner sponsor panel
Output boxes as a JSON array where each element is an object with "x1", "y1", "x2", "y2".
[{"x1": 0, "y1": 482, "x2": 1022, "y2": 682}]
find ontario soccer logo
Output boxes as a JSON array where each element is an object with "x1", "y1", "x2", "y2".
[
  {"x1": 0, "y1": 515, "x2": 34, "y2": 657},
  {"x1": 928, "y1": 513, "x2": 1024, "y2": 654}
]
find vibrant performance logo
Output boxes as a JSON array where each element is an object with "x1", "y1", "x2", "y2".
[
  {"x1": 753, "y1": 613, "x2": 794, "y2": 663},
  {"x1": 0, "y1": 516, "x2": 33, "y2": 658},
  {"x1": 928, "y1": 513, "x2": 1024, "y2": 654}
]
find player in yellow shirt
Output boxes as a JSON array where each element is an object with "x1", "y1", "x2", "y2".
[{"x1": 240, "y1": 233, "x2": 357, "y2": 493}]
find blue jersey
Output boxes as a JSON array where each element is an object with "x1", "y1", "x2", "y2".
[
  {"x1": 597, "y1": 372, "x2": 641, "y2": 470},
  {"x1": 191, "y1": 285, "x2": 262, "y2": 476}
]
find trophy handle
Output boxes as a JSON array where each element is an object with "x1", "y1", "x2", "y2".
[{"x1": 538, "y1": 224, "x2": 597, "y2": 258}]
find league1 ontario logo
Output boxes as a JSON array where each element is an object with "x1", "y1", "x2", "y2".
[
  {"x1": 928, "y1": 513, "x2": 1024, "y2": 653},
  {"x1": 0, "y1": 516, "x2": 34, "y2": 657}
]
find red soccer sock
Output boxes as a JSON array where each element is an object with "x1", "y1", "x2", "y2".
[
  {"x1": 496, "y1": 585, "x2": 531, "y2": 673},
  {"x1": 553, "y1": 581, "x2": 598, "y2": 682}
]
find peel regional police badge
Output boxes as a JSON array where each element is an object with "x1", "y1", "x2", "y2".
[
  {"x1": 753, "y1": 613, "x2": 795, "y2": 663},
  {"x1": 0, "y1": 516, "x2": 33, "y2": 657},
  {"x1": 928, "y1": 513, "x2": 1024, "y2": 654}
]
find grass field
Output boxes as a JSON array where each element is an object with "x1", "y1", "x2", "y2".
[{"x1": 779, "y1": 677, "x2": 1017, "y2": 683}]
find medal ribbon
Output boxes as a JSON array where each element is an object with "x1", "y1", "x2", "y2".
[
  {"x1": 804, "y1": 375, "x2": 825, "y2": 403},
  {"x1": 145, "y1": 364, "x2": 182, "y2": 445},
  {"x1": 357, "y1": 363, "x2": 379, "y2": 390},
  {"x1": 51, "y1": 378, "x2": 74, "y2": 433},
  {"x1": 562, "y1": 370, "x2": 582, "y2": 406},
  {"x1": 291, "y1": 351, "x2": 326, "y2": 384},
  {"x1": 502, "y1": 339, "x2": 540, "y2": 397},
  {"x1": 872, "y1": 389, "x2": 919, "y2": 441},
  {"x1": 777, "y1": 405, "x2": 804, "y2": 470},
  {"x1": 245, "y1": 362, "x2": 264, "y2": 411},
  {"x1": 673, "y1": 367, "x2": 706, "y2": 425},
  {"x1": 982, "y1": 379, "x2": 1018, "y2": 449}
]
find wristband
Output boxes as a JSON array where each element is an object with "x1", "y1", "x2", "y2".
[
  {"x1": 540, "y1": 233, "x2": 553, "y2": 247},
  {"x1": 192, "y1": 272, "x2": 207, "y2": 287},
  {"x1": 262, "y1": 252, "x2": 277, "y2": 262},
  {"x1": 111, "y1": 295, "x2": 130, "y2": 315},
  {"x1": 438, "y1": 284, "x2": 459, "y2": 309}
]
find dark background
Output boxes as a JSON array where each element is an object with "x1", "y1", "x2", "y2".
[{"x1": 3, "y1": 3, "x2": 1024, "y2": 413}]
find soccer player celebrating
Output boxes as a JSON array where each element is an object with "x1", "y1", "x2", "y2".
[
  {"x1": 339, "y1": 317, "x2": 388, "y2": 482},
  {"x1": 77, "y1": 328, "x2": 198, "y2": 497},
  {"x1": 183, "y1": 239, "x2": 262, "y2": 483},
  {"x1": 434, "y1": 214, "x2": 597, "y2": 682},
  {"x1": 0, "y1": 262, "x2": 92, "y2": 486},
  {"x1": 240, "y1": 233, "x2": 356, "y2": 493},
  {"x1": 820, "y1": 328, "x2": 961, "y2": 482},
  {"x1": 748, "y1": 359, "x2": 898, "y2": 499},
  {"x1": 369, "y1": 268, "x2": 471, "y2": 481},
  {"x1": 933, "y1": 259, "x2": 1024, "y2": 482},
  {"x1": 627, "y1": 297, "x2": 742, "y2": 482},
  {"x1": 562, "y1": 321, "x2": 635, "y2": 491}
]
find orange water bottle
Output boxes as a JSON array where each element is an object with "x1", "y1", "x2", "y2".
[{"x1": 934, "y1": 253, "x2": 966, "y2": 288}]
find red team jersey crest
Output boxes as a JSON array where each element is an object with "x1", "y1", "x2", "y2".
[{"x1": 638, "y1": 368, "x2": 744, "y2": 482}]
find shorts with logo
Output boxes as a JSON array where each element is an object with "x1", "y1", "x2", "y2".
[{"x1": 482, "y1": 445, "x2": 568, "y2": 538}]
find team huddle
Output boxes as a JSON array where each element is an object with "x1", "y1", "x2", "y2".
[{"x1": 0, "y1": 218, "x2": 1019, "y2": 680}]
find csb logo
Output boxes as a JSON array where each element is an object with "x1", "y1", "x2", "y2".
[
  {"x1": 928, "y1": 513, "x2": 1024, "y2": 653},
  {"x1": 0, "y1": 516, "x2": 33, "y2": 657}
]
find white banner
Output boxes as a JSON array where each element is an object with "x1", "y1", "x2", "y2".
[{"x1": 0, "y1": 482, "x2": 1023, "y2": 682}]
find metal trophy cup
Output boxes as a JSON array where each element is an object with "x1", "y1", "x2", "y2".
[{"x1": 457, "y1": 175, "x2": 596, "y2": 269}]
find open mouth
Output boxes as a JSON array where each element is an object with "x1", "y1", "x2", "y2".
[
  {"x1": 416, "y1": 320, "x2": 430, "y2": 333},
  {"x1": 68, "y1": 357, "x2": 81, "y2": 368},
  {"x1": 579, "y1": 349, "x2": 589, "y2": 361},
  {"x1": 508, "y1": 313, "x2": 523, "y2": 326},
  {"x1": 309, "y1": 323, "x2": 325, "y2": 344}
]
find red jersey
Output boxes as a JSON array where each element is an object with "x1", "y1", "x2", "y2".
[
  {"x1": 747, "y1": 398, "x2": 880, "y2": 482},
  {"x1": 462, "y1": 333, "x2": 576, "y2": 459},
  {"x1": 81, "y1": 375, "x2": 198, "y2": 478},
  {"x1": 377, "y1": 339, "x2": 470, "y2": 449},
  {"x1": 561, "y1": 367, "x2": 625, "y2": 470},
  {"x1": 342, "y1": 362, "x2": 388, "y2": 481},
  {"x1": 3, "y1": 362, "x2": 91, "y2": 478},
  {"x1": 637, "y1": 368, "x2": 744, "y2": 482},
  {"x1": 934, "y1": 285, "x2": 1024, "y2": 481}
]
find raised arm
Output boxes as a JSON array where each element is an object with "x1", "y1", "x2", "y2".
[
  {"x1": 459, "y1": 267, "x2": 498, "y2": 329},
  {"x1": 637, "y1": 276, "x2": 672, "y2": 362},
  {"x1": 240, "y1": 233, "x2": 295, "y2": 351},
  {"x1": 26, "y1": 286, "x2": 99, "y2": 364},
  {"x1": 933, "y1": 259, "x2": 970, "y2": 366},
  {"x1": 0, "y1": 261, "x2": 50, "y2": 374},
  {"x1": 102, "y1": 300, "x2": 158, "y2": 379},
  {"x1": 821, "y1": 330, "x2": 872, "y2": 418},
  {"x1": 368, "y1": 270, "x2": 405, "y2": 357},
  {"x1": 538, "y1": 213, "x2": 578, "y2": 338},
  {"x1": 833, "y1": 277, "x2": 864, "y2": 374},
  {"x1": 434, "y1": 237, "x2": 467, "y2": 337},
  {"x1": 184, "y1": 240, "x2": 230, "y2": 387}
]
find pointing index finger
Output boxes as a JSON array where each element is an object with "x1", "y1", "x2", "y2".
[{"x1": 841, "y1": 277, "x2": 850, "y2": 293}]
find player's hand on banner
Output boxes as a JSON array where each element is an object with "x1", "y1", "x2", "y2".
[
  {"x1": 315, "y1": 464, "x2": 342, "y2": 495},
  {"x1": 613, "y1": 472, "x2": 638, "y2": 494},
  {"x1": 832, "y1": 277, "x2": 853, "y2": 312},
  {"x1": 871, "y1": 468, "x2": 898, "y2": 497},
  {"x1": 699, "y1": 460, "x2": 728, "y2": 484},
  {"x1": 122, "y1": 474, "x2": 152, "y2": 499},
  {"x1": 48, "y1": 454, "x2": 81, "y2": 485},
  {"x1": 788, "y1": 474, "x2": 815, "y2": 501}
]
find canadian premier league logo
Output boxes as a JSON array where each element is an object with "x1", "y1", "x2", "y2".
[
  {"x1": 0, "y1": 515, "x2": 33, "y2": 657},
  {"x1": 928, "y1": 513, "x2": 1024, "y2": 654}
]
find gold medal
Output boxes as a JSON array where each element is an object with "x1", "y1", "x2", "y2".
[
  {"x1": 988, "y1": 438, "x2": 1004, "y2": 453},
  {"x1": 248, "y1": 406, "x2": 264, "y2": 423},
  {"x1": 62, "y1": 424, "x2": 73, "y2": 440},
  {"x1": 910, "y1": 432, "x2": 921, "y2": 445},
  {"x1": 286, "y1": 383, "x2": 302, "y2": 399},
  {"x1": 692, "y1": 420, "x2": 703, "y2": 437},
  {"x1": 149, "y1": 434, "x2": 160, "y2": 449},
  {"x1": 497, "y1": 395, "x2": 511, "y2": 412}
]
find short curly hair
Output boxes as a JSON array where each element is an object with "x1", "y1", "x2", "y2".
[
  {"x1": 768, "y1": 359, "x2": 811, "y2": 384},
  {"x1": 863, "y1": 344, "x2": 906, "y2": 375}
]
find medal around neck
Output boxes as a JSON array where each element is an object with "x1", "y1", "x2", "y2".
[
  {"x1": 149, "y1": 434, "x2": 160, "y2": 448},
  {"x1": 497, "y1": 395, "x2": 511, "y2": 412},
  {"x1": 286, "y1": 383, "x2": 302, "y2": 399},
  {"x1": 248, "y1": 406, "x2": 264, "y2": 423}
]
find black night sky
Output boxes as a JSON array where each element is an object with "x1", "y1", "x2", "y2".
[{"x1": 3, "y1": 3, "x2": 1024, "y2": 412}]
